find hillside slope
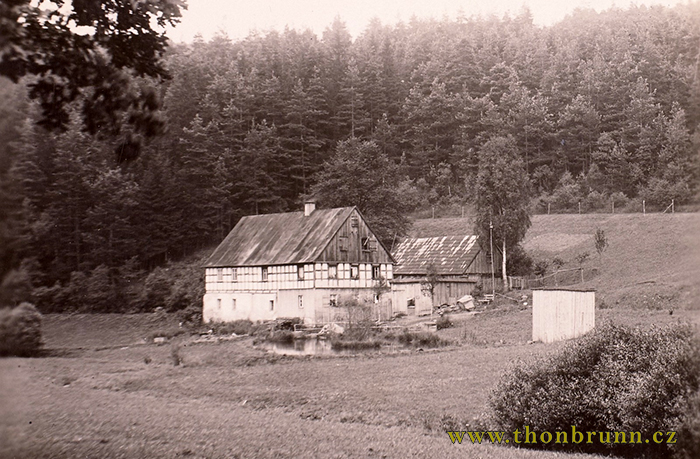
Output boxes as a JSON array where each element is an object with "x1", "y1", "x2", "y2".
[{"x1": 411, "y1": 213, "x2": 700, "y2": 309}]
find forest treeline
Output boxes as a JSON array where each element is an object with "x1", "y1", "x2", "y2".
[{"x1": 0, "y1": 4, "x2": 699, "y2": 312}]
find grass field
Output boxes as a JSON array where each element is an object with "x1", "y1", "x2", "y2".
[
  {"x1": 1, "y1": 213, "x2": 699, "y2": 458},
  {"x1": 413, "y1": 212, "x2": 700, "y2": 310}
]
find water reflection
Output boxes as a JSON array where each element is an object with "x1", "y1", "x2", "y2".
[{"x1": 261, "y1": 339, "x2": 337, "y2": 356}]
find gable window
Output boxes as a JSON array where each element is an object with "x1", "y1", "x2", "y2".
[
  {"x1": 350, "y1": 264, "x2": 359, "y2": 279},
  {"x1": 261, "y1": 267, "x2": 268, "y2": 282},
  {"x1": 216, "y1": 268, "x2": 223, "y2": 282},
  {"x1": 372, "y1": 265, "x2": 381, "y2": 280},
  {"x1": 351, "y1": 214, "x2": 359, "y2": 228},
  {"x1": 298, "y1": 265, "x2": 305, "y2": 281},
  {"x1": 329, "y1": 294, "x2": 338, "y2": 307},
  {"x1": 298, "y1": 295, "x2": 304, "y2": 309},
  {"x1": 362, "y1": 236, "x2": 378, "y2": 252},
  {"x1": 328, "y1": 264, "x2": 337, "y2": 279},
  {"x1": 231, "y1": 268, "x2": 237, "y2": 282}
]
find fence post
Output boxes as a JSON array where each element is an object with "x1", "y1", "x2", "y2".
[
  {"x1": 432, "y1": 206, "x2": 435, "y2": 219},
  {"x1": 578, "y1": 201, "x2": 581, "y2": 214},
  {"x1": 611, "y1": 199, "x2": 615, "y2": 214},
  {"x1": 643, "y1": 200, "x2": 646, "y2": 215},
  {"x1": 548, "y1": 203, "x2": 551, "y2": 215},
  {"x1": 672, "y1": 199, "x2": 675, "y2": 213}
]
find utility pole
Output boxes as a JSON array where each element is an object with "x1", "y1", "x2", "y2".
[{"x1": 489, "y1": 220, "x2": 495, "y2": 298}]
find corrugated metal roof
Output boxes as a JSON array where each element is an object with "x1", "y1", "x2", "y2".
[
  {"x1": 204, "y1": 207, "x2": 355, "y2": 267},
  {"x1": 392, "y1": 235, "x2": 480, "y2": 275}
]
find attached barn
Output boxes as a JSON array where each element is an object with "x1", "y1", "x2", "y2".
[{"x1": 391, "y1": 235, "x2": 501, "y2": 315}]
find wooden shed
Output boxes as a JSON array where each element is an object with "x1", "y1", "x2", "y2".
[{"x1": 532, "y1": 288, "x2": 595, "y2": 343}]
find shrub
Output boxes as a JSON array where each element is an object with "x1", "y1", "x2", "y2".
[
  {"x1": 490, "y1": 323, "x2": 700, "y2": 457},
  {"x1": 267, "y1": 330, "x2": 295, "y2": 344},
  {"x1": 436, "y1": 315, "x2": 453, "y2": 330},
  {"x1": 0, "y1": 302, "x2": 43, "y2": 356},
  {"x1": 398, "y1": 330, "x2": 451, "y2": 348},
  {"x1": 209, "y1": 319, "x2": 253, "y2": 335}
]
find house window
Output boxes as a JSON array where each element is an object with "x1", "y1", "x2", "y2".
[
  {"x1": 329, "y1": 294, "x2": 338, "y2": 307},
  {"x1": 351, "y1": 215, "x2": 359, "y2": 228},
  {"x1": 216, "y1": 268, "x2": 223, "y2": 282},
  {"x1": 328, "y1": 264, "x2": 337, "y2": 279},
  {"x1": 217, "y1": 298, "x2": 222, "y2": 309},
  {"x1": 298, "y1": 295, "x2": 303, "y2": 309},
  {"x1": 350, "y1": 264, "x2": 359, "y2": 279},
  {"x1": 407, "y1": 298, "x2": 415, "y2": 308},
  {"x1": 269, "y1": 300, "x2": 275, "y2": 311},
  {"x1": 262, "y1": 267, "x2": 268, "y2": 282},
  {"x1": 298, "y1": 265, "x2": 305, "y2": 281},
  {"x1": 232, "y1": 298, "x2": 236, "y2": 310},
  {"x1": 372, "y1": 265, "x2": 381, "y2": 279},
  {"x1": 338, "y1": 236, "x2": 348, "y2": 251},
  {"x1": 232, "y1": 268, "x2": 237, "y2": 282}
]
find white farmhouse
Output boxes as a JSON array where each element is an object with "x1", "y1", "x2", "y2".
[{"x1": 202, "y1": 202, "x2": 395, "y2": 324}]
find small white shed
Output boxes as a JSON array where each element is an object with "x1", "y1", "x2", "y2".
[{"x1": 532, "y1": 288, "x2": 595, "y2": 343}]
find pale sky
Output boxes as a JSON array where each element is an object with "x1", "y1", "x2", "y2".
[{"x1": 166, "y1": 0, "x2": 690, "y2": 43}]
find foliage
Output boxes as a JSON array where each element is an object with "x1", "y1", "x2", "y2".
[
  {"x1": 397, "y1": 330, "x2": 451, "y2": 348},
  {"x1": 338, "y1": 295, "x2": 375, "y2": 340},
  {"x1": 435, "y1": 315, "x2": 453, "y2": 330},
  {"x1": 311, "y1": 138, "x2": 414, "y2": 246},
  {"x1": 474, "y1": 136, "x2": 531, "y2": 288},
  {"x1": 0, "y1": 302, "x2": 42, "y2": 356},
  {"x1": 533, "y1": 260, "x2": 548, "y2": 277},
  {"x1": 0, "y1": 0, "x2": 185, "y2": 149},
  {"x1": 575, "y1": 252, "x2": 590, "y2": 266},
  {"x1": 594, "y1": 228, "x2": 609, "y2": 258},
  {"x1": 505, "y1": 245, "x2": 534, "y2": 276},
  {"x1": 490, "y1": 323, "x2": 700, "y2": 457},
  {"x1": 420, "y1": 263, "x2": 440, "y2": 305},
  {"x1": 208, "y1": 320, "x2": 253, "y2": 336},
  {"x1": 1, "y1": 4, "x2": 700, "y2": 312}
]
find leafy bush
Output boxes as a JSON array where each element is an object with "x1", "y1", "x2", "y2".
[
  {"x1": 490, "y1": 323, "x2": 700, "y2": 457},
  {"x1": 436, "y1": 315, "x2": 453, "y2": 330},
  {"x1": 0, "y1": 302, "x2": 43, "y2": 356},
  {"x1": 267, "y1": 330, "x2": 295, "y2": 344},
  {"x1": 209, "y1": 319, "x2": 253, "y2": 335},
  {"x1": 506, "y1": 244, "x2": 533, "y2": 276},
  {"x1": 398, "y1": 330, "x2": 451, "y2": 348}
]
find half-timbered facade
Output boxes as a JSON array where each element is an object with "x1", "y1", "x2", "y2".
[{"x1": 203, "y1": 203, "x2": 394, "y2": 324}]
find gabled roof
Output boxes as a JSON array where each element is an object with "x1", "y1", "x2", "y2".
[
  {"x1": 204, "y1": 207, "x2": 356, "y2": 267},
  {"x1": 392, "y1": 235, "x2": 480, "y2": 275}
]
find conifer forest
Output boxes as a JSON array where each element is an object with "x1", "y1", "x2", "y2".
[{"x1": 1, "y1": 4, "x2": 699, "y2": 312}]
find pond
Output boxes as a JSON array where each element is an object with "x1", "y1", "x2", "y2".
[{"x1": 259, "y1": 339, "x2": 401, "y2": 356}]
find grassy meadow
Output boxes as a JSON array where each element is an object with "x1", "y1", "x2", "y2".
[{"x1": 1, "y1": 212, "x2": 699, "y2": 458}]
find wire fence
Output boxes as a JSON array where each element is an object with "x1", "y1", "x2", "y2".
[{"x1": 508, "y1": 267, "x2": 599, "y2": 290}]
